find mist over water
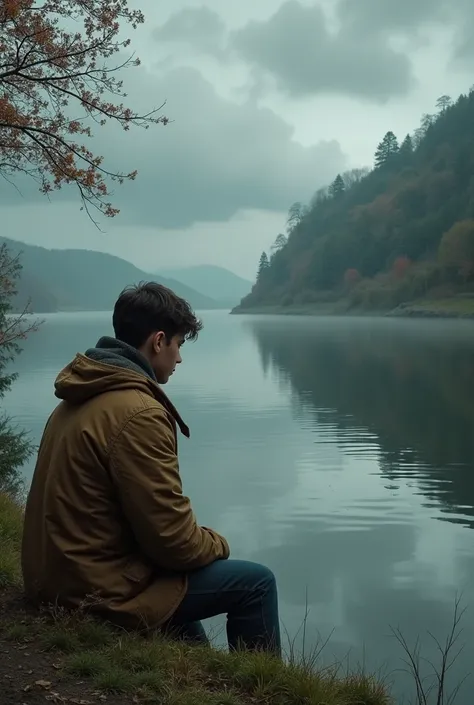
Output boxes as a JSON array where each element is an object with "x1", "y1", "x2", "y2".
[{"x1": 6, "y1": 311, "x2": 474, "y2": 703}]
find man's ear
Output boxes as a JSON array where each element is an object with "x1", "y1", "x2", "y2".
[{"x1": 152, "y1": 331, "x2": 166, "y2": 353}]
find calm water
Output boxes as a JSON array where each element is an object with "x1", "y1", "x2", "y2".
[{"x1": 5, "y1": 311, "x2": 474, "y2": 703}]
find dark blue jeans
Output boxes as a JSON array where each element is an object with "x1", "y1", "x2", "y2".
[{"x1": 164, "y1": 559, "x2": 281, "y2": 656}]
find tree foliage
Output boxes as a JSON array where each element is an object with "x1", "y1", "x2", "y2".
[
  {"x1": 399, "y1": 134, "x2": 413, "y2": 158},
  {"x1": 343, "y1": 268, "x2": 361, "y2": 289},
  {"x1": 0, "y1": 0, "x2": 168, "y2": 220},
  {"x1": 412, "y1": 126, "x2": 425, "y2": 148},
  {"x1": 439, "y1": 220, "x2": 474, "y2": 280},
  {"x1": 257, "y1": 251, "x2": 269, "y2": 281},
  {"x1": 374, "y1": 131, "x2": 399, "y2": 167},
  {"x1": 0, "y1": 244, "x2": 38, "y2": 498},
  {"x1": 329, "y1": 174, "x2": 345, "y2": 199},
  {"x1": 342, "y1": 167, "x2": 370, "y2": 189},
  {"x1": 392, "y1": 256, "x2": 412, "y2": 279},
  {"x1": 420, "y1": 113, "x2": 435, "y2": 133},
  {"x1": 436, "y1": 95, "x2": 452, "y2": 113},
  {"x1": 271, "y1": 233, "x2": 287, "y2": 253},
  {"x1": 286, "y1": 202, "x2": 305, "y2": 234}
]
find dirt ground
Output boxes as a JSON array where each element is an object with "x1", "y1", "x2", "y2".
[{"x1": 0, "y1": 593, "x2": 133, "y2": 705}]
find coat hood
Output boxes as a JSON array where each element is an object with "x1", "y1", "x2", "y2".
[{"x1": 54, "y1": 336, "x2": 189, "y2": 437}]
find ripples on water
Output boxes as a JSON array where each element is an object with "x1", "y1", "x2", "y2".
[{"x1": 5, "y1": 311, "x2": 474, "y2": 703}]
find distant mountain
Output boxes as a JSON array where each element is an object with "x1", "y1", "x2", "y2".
[
  {"x1": 161, "y1": 265, "x2": 252, "y2": 307},
  {"x1": 1, "y1": 238, "x2": 221, "y2": 313},
  {"x1": 13, "y1": 269, "x2": 58, "y2": 314}
]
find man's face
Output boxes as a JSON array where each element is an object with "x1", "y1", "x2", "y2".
[{"x1": 149, "y1": 332, "x2": 184, "y2": 384}]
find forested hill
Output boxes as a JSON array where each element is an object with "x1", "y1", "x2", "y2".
[
  {"x1": 0, "y1": 238, "x2": 221, "y2": 313},
  {"x1": 234, "y1": 89, "x2": 474, "y2": 314}
]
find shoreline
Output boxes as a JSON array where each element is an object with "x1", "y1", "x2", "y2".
[{"x1": 231, "y1": 298, "x2": 474, "y2": 320}]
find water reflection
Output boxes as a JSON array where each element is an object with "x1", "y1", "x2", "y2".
[{"x1": 249, "y1": 315, "x2": 474, "y2": 529}]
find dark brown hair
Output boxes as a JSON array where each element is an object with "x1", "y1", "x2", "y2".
[{"x1": 113, "y1": 281, "x2": 202, "y2": 349}]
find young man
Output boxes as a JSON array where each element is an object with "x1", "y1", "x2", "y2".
[{"x1": 21, "y1": 282, "x2": 281, "y2": 654}]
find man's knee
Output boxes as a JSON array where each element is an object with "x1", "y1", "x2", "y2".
[
  {"x1": 256, "y1": 563, "x2": 277, "y2": 590},
  {"x1": 239, "y1": 560, "x2": 277, "y2": 595}
]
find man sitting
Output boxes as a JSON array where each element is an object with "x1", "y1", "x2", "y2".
[{"x1": 21, "y1": 282, "x2": 281, "y2": 654}]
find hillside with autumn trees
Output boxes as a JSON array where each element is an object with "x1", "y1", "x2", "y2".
[{"x1": 234, "y1": 89, "x2": 474, "y2": 315}]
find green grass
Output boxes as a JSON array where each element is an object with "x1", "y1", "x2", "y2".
[
  {"x1": 66, "y1": 650, "x2": 111, "y2": 677},
  {"x1": 409, "y1": 297, "x2": 474, "y2": 315},
  {"x1": 232, "y1": 302, "x2": 350, "y2": 316},
  {"x1": 59, "y1": 637, "x2": 392, "y2": 704},
  {"x1": 0, "y1": 491, "x2": 393, "y2": 705},
  {"x1": 234, "y1": 298, "x2": 474, "y2": 319},
  {"x1": 233, "y1": 287, "x2": 474, "y2": 320},
  {"x1": 3, "y1": 622, "x2": 30, "y2": 641}
]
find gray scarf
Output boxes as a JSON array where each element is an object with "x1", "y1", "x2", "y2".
[{"x1": 85, "y1": 336, "x2": 156, "y2": 381}]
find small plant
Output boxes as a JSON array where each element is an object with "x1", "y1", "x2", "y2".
[
  {"x1": 41, "y1": 626, "x2": 80, "y2": 653},
  {"x1": 66, "y1": 651, "x2": 110, "y2": 678},
  {"x1": 110, "y1": 640, "x2": 164, "y2": 673},
  {"x1": 3, "y1": 622, "x2": 30, "y2": 641},
  {"x1": 75, "y1": 618, "x2": 113, "y2": 648},
  {"x1": 391, "y1": 596, "x2": 469, "y2": 705},
  {"x1": 94, "y1": 664, "x2": 135, "y2": 693}
]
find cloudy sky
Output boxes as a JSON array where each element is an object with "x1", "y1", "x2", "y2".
[{"x1": 3, "y1": 0, "x2": 474, "y2": 279}]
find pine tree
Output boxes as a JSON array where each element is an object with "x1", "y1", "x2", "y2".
[
  {"x1": 286, "y1": 202, "x2": 306, "y2": 233},
  {"x1": 271, "y1": 234, "x2": 288, "y2": 252},
  {"x1": 421, "y1": 113, "x2": 435, "y2": 133},
  {"x1": 412, "y1": 126, "x2": 425, "y2": 149},
  {"x1": 329, "y1": 174, "x2": 345, "y2": 198},
  {"x1": 436, "y1": 95, "x2": 452, "y2": 113},
  {"x1": 0, "y1": 245, "x2": 36, "y2": 499},
  {"x1": 257, "y1": 251, "x2": 270, "y2": 281},
  {"x1": 374, "y1": 131, "x2": 399, "y2": 167},
  {"x1": 399, "y1": 134, "x2": 414, "y2": 160}
]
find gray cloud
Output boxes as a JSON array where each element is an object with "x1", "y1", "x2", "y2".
[
  {"x1": 454, "y1": 31, "x2": 474, "y2": 64},
  {"x1": 230, "y1": 1, "x2": 414, "y2": 102},
  {"x1": 2, "y1": 64, "x2": 346, "y2": 229},
  {"x1": 449, "y1": 0, "x2": 474, "y2": 64},
  {"x1": 337, "y1": 0, "x2": 446, "y2": 34},
  {"x1": 338, "y1": 0, "x2": 474, "y2": 64},
  {"x1": 153, "y1": 6, "x2": 226, "y2": 57}
]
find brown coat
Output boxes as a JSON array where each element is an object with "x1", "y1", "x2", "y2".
[{"x1": 21, "y1": 350, "x2": 229, "y2": 629}]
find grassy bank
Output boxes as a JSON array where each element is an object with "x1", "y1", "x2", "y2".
[
  {"x1": 0, "y1": 492, "x2": 392, "y2": 705},
  {"x1": 232, "y1": 297, "x2": 474, "y2": 319},
  {"x1": 231, "y1": 302, "x2": 352, "y2": 317},
  {"x1": 388, "y1": 297, "x2": 474, "y2": 318}
]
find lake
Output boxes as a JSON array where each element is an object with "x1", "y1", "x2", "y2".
[{"x1": 5, "y1": 310, "x2": 474, "y2": 703}]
